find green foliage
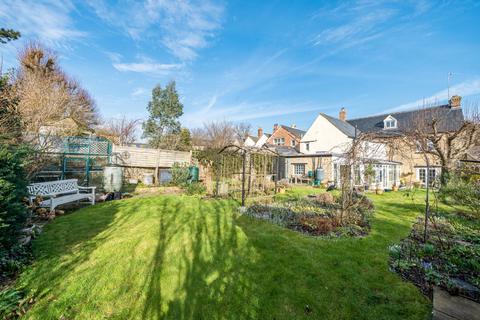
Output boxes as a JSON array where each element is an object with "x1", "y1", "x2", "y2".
[
  {"x1": 363, "y1": 164, "x2": 375, "y2": 184},
  {"x1": 439, "y1": 174, "x2": 480, "y2": 217},
  {"x1": 389, "y1": 205, "x2": 480, "y2": 300},
  {"x1": 177, "y1": 128, "x2": 192, "y2": 151},
  {"x1": 0, "y1": 144, "x2": 30, "y2": 248},
  {"x1": 1, "y1": 243, "x2": 31, "y2": 279},
  {"x1": 143, "y1": 81, "x2": 184, "y2": 148},
  {"x1": 170, "y1": 162, "x2": 190, "y2": 186},
  {"x1": 0, "y1": 287, "x2": 25, "y2": 319},
  {"x1": 0, "y1": 28, "x2": 20, "y2": 44},
  {"x1": 183, "y1": 182, "x2": 206, "y2": 196}
]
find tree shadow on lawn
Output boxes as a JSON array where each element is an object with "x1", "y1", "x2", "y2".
[
  {"x1": 141, "y1": 199, "x2": 263, "y2": 319},
  {"x1": 20, "y1": 193, "x2": 431, "y2": 319}
]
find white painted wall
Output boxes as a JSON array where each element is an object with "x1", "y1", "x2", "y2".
[
  {"x1": 255, "y1": 134, "x2": 269, "y2": 148},
  {"x1": 300, "y1": 114, "x2": 352, "y2": 154},
  {"x1": 244, "y1": 136, "x2": 256, "y2": 147}
]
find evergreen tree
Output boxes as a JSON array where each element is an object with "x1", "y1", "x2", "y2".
[
  {"x1": 0, "y1": 28, "x2": 20, "y2": 44},
  {"x1": 143, "y1": 81, "x2": 184, "y2": 148}
]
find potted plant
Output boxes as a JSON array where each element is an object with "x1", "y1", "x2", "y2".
[
  {"x1": 375, "y1": 183, "x2": 384, "y2": 195},
  {"x1": 363, "y1": 164, "x2": 375, "y2": 191},
  {"x1": 392, "y1": 183, "x2": 398, "y2": 192}
]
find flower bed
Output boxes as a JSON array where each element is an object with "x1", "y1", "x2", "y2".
[
  {"x1": 245, "y1": 192, "x2": 374, "y2": 237},
  {"x1": 389, "y1": 215, "x2": 480, "y2": 302}
]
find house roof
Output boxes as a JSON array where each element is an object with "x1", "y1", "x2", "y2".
[
  {"x1": 280, "y1": 125, "x2": 306, "y2": 138},
  {"x1": 321, "y1": 113, "x2": 357, "y2": 138},
  {"x1": 346, "y1": 105, "x2": 464, "y2": 135},
  {"x1": 268, "y1": 145, "x2": 301, "y2": 156},
  {"x1": 246, "y1": 135, "x2": 259, "y2": 143},
  {"x1": 464, "y1": 146, "x2": 480, "y2": 162}
]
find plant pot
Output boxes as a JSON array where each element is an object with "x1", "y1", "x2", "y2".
[
  {"x1": 375, "y1": 184, "x2": 384, "y2": 194},
  {"x1": 392, "y1": 185, "x2": 398, "y2": 192}
]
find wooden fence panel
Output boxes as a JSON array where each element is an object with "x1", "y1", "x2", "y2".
[{"x1": 112, "y1": 145, "x2": 191, "y2": 168}]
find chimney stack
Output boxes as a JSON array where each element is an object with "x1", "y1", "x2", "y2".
[
  {"x1": 273, "y1": 123, "x2": 278, "y2": 132},
  {"x1": 291, "y1": 124, "x2": 296, "y2": 128},
  {"x1": 257, "y1": 127, "x2": 263, "y2": 138},
  {"x1": 449, "y1": 95, "x2": 462, "y2": 108},
  {"x1": 339, "y1": 107, "x2": 347, "y2": 121}
]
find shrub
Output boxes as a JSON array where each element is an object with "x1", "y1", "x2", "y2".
[
  {"x1": 315, "y1": 192, "x2": 335, "y2": 206},
  {"x1": 297, "y1": 215, "x2": 337, "y2": 235},
  {"x1": 170, "y1": 162, "x2": 190, "y2": 186},
  {"x1": 440, "y1": 175, "x2": 480, "y2": 217},
  {"x1": 0, "y1": 144, "x2": 29, "y2": 249},
  {"x1": 183, "y1": 182, "x2": 206, "y2": 196}
]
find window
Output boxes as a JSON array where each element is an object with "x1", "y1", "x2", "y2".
[
  {"x1": 305, "y1": 143, "x2": 310, "y2": 151},
  {"x1": 417, "y1": 167, "x2": 439, "y2": 186},
  {"x1": 294, "y1": 164, "x2": 305, "y2": 175},
  {"x1": 416, "y1": 140, "x2": 435, "y2": 152},
  {"x1": 273, "y1": 137, "x2": 285, "y2": 145},
  {"x1": 383, "y1": 115, "x2": 397, "y2": 129},
  {"x1": 291, "y1": 140, "x2": 296, "y2": 147}
]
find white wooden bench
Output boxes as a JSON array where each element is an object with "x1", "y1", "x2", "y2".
[{"x1": 27, "y1": 179, "x2": 95, "y2": 211}]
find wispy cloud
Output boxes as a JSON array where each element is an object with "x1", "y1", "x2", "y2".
[
  {"x1": 310, "y1": 1, "x2": 434, "y2": 51},
  {"x1": 312, "y1": 9, "x2": 395, "y2": 47},
  {"x1": 0, "y1": 0, "x2": 85, "y2": 47},
  {"x1": 387, "y1": 78, "x2": 480, "y2": 113},
  {"x1": 113, "y1": 61, "x2": 183, "y2": 75},
  {"x1": 86, "y1": 0, "x2": 224, "y2": 61},
  {"x1": 182, "y1": 98, "x2": 327, "y2": 128},
  {"x1": 132, "y1": 87, "x2": 147, "y2": 97}
]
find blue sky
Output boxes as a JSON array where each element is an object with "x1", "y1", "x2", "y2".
[{"x1": 1, "y1": 0, "x2": 480, "y2": 134}]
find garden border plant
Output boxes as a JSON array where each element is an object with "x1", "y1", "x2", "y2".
[
  {"x1": 245, "y1": 190, "x2": 375, "y2": 238},
  {"x1": 389, "y1": 177, "x2": 480, "y2": 303}
]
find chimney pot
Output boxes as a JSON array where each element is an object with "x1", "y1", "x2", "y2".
[
  {"x1": 273, "y1": 123, "x2": 278, "y2": 132},
  {"x1": 449, "y1": 95, "x2": 462, "y2": 108},
  {"x1": 339, "y1": 107, "x2": 347, "y2": 121},
  {"x1": 257, "y1": 127, "x2": 263, "y2": 138},
  {"x1": 291, "y1": 124, "x2": 296, "y2": 128}
]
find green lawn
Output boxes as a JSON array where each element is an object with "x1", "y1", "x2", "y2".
[{"x1": 18, "y1": 189, "x2": 431, "y2": 319}]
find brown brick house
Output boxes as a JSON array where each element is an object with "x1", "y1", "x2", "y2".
[{"x1": 267, "y1": 124, "x2": 305, "y2": 151}]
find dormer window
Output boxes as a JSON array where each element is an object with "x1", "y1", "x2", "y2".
[{"x1": 383, "y1": 115, "x2": 397, "y2": 129}]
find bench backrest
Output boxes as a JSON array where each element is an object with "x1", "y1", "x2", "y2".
[{"x1": 28, "y1": 179, "x2": 79, "y2": 197}]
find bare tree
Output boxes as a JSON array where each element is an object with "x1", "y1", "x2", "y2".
[
  {"x1": 404, "y1": 99, "x2": 480, "y2": 185},
  {"x1": 9, "y1": 43, "x2": 100, "y2": 177},
  {"x1": 13, "y1": 43, "x2": 99, "y2": 138},
  {"x1": 191, "y1": 120, "x2": 250, "y2": 149},
  {"x1": 97, "y1": 116, "x2": 140, "y2": 145},
  {"x1": 233, "y1": 122, "x2": 251, "y2": 142}
]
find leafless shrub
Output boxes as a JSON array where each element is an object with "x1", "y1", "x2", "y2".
[
  {"x1": 97, "y1": 116, "x2": 140, "y2": 145},
  {"x1": 192, "y1": 120, "x2": 251, "y2": 149}
]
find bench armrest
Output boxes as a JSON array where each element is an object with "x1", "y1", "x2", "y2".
[
  {"x1": 78, "y1": 186, "x2": 96, "y2": 195},
  {"x1": 78, "y1": 186, "x2": 96, "y2": 190}
]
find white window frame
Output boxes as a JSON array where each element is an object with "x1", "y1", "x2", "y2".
[
  {"x1": 416, "y1": 167, "x2": 440, "y2": 186},
  {"x1": 291, "y1": 140, "x2": 296, "y2": 147},
  {"x1": 305, "y1": 143, "x2": 310, "y2": 151},
  {"x1": 293, "y1": 163, "x2": 305, "y2": 176},
  {"x1": 273, "y1": 137, "x2": 285, "y2": 146},
  {"x1": 383, "y1": 115, "x2": 397, "y2": 129}
]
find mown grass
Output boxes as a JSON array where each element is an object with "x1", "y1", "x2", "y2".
[{"x1": 17, "y1": 188, "x2": 431, "y2": 319}]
